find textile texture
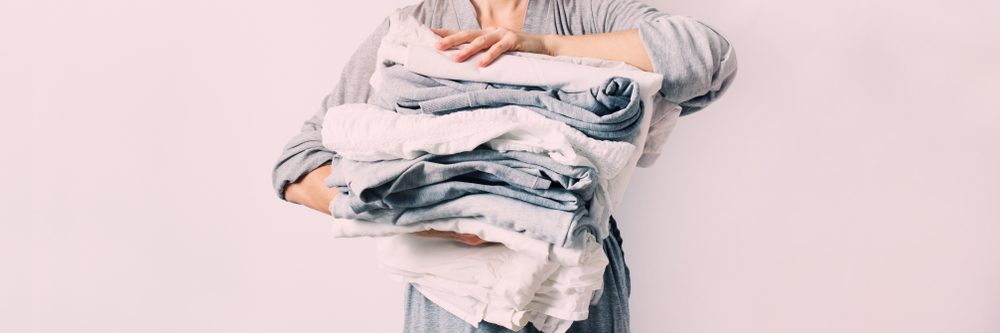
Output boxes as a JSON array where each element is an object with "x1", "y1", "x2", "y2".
[{"x1": 372, "y1": 65, "x2": 644, "y2": 142}]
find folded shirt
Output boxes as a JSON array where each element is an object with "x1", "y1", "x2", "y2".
[
  {"x1": 326, "y1": 149, "x2": 597, "y2": 214},
  {"x1": 372, "y1": 65, "x2": 644, "y2": 142}
]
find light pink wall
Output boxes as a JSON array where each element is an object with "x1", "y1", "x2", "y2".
[
  {"x1": 10, "y1": 0, "x2": 1000, "y2": 332},
  {"x1": 1, "y1": 1, "x2": 33, "y2": 332},
  {"x1": 619, "y1": 1, "x2": 1000, "y2": 332}
]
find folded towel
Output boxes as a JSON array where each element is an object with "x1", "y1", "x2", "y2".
[{"x1": 322, "y1": 103, "x2": 636, "y2": 179}]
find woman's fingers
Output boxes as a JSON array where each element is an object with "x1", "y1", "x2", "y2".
[
  {"x1": 476, "y1": 33, "x2": 517, "y2": 67},
  {"x1": 429, "y1": 28, "x2": 545, "y2": 67},
  {"x1": 454, "y1": 31, "x2": 505, "y2": 63},
  {"x1": 413, "y1": 230, "x2": 490, "y2": 246},
  {"x1": 433, "y1": 29, "x2": 482, "y2": 51},
  {"x1": 431, "y1": 28, "x2": 520, "y2": 66},
  {"x1": 453, "y1": 233, "x2": 488, "y2": 245}
]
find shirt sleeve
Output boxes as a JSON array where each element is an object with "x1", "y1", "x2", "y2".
[
  {"x1": 590, "y1": 0, "x2": 738, "y2": 116},
  {"x1": 270, "y1": 19, "x2": 390, "y2": 201}
]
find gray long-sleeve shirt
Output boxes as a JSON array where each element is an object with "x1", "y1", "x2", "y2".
[{"x1": 272, "y1": 0, "x2": 738, "y2": 200}]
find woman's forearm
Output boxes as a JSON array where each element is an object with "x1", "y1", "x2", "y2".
[
  {"x1": 433, "y1": 28, "x2": 653, "y2": 72},
  {"x1": 543, "y1": 29, "x2": 653, "y2": 72},
  {"x1": 284, "y1": 164, "x2": 337, "y2": 215}
]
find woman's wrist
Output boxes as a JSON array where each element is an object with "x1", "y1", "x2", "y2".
[{"x1": 539, "y1": 33, "x2": 562, "y2": 57}]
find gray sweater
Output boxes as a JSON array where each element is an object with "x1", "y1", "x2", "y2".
[{"x1": 272, "y1": 0, "x2": 738, "y2": 200}]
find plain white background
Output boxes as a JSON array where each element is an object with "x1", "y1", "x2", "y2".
[{"x1": 4, "y1": 0, "x2": 999, "y2": 332}]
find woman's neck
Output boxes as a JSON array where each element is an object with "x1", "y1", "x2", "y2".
[{"x1": 469, "y1": 0, "x2": 529, "y2": 31}]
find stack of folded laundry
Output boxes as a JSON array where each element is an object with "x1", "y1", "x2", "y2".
[{"x1": 319, "y1": 10, "x2": 680, "y2": 333}]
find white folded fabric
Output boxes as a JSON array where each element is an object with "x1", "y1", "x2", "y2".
[
  {"x1": 331, "y1": 216, "x2": 591, "y2": 267},
  {"x1": 375, "y1": 233, "x2": 608, "y2": 332},
  {"x1": 321, "y1": 103, "x2": 635, "y2": 179},
  {"x1": 323, "y1": 10, "x2": 682, "y2": 333}
]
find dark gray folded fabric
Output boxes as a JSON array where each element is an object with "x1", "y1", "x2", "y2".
[{"x1": 372, "y1": 64, "x2": 644, "y2": 142}]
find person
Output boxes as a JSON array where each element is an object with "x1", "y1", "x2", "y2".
[{"x1": 272, "y1": 0, "x2": 737, "y2": 331}]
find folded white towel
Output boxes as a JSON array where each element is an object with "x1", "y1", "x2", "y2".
[{"x1": 322, "y1": 103, "x2": 635, "y2": 179}]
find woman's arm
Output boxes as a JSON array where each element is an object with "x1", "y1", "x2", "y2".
[
  {"x1": 274, "y1": 7, "x2": 488, "y2": 246},
  {"x1": 272, "y1": 20, "x2": 388, "y2": 203},
  {"x1": 432, "y1": 28, "x2": 654, "y2": 72},
  {"x1": 434, "y1": 0, "x2": 737, "y2": 116}
]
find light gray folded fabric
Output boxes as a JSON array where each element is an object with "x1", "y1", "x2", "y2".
[
  {"x1": 372, "y1": 65, "x2": 644, "y2": 142},
  {"x1": 326, "y1": 150, "x2": 597, "y2": 214},
  {"x1": 330, "y1": 193, "x2": 597, "y2": 249}
]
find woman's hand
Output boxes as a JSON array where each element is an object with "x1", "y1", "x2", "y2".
[
  {"x1": 431, "y1": 28, "x2": 551, "y2": 67},
  {"x1": 285, "y1": 164, "x2": 338, "y2": 215},
  {"x1": 413, "y1": 229, "x2": 491, "y2": 246}
]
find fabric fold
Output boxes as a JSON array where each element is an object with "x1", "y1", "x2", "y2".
[
  {"x1": 377, "y1": 233, "x2": 609, "y2": 332},
  {"x1": 331, "y1": 193, "x2": 597, "y2": 249},
  {"x1": 320, "y1": 9, "x2": 683, "y2": 333},
  {"x1": 321, "y1": 103, "x2": 636, "y2": 179},
  {"x1": 372, "y1": 65, "x2": 644, "y2": 142},
  {"x1": 326, "y1": 149, "x2": 597, "y2": 214}
]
